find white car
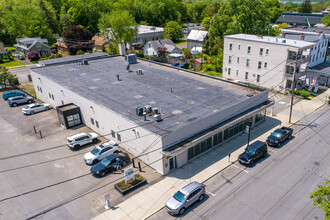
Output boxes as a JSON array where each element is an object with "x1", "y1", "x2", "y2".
[
  {"x1": 22, "y1": 103, "x2": 51, "y2": 115},
  {"x1": 67, "y1": 132, "x2": 99, "y2": 150},
  {"x1": 84, "y1": 140, "x2": 120, "y2": 165}
]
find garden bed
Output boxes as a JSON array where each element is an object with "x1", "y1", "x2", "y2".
[{"x1": 114, "y1": 174, "x2": 147, "y2": 195}]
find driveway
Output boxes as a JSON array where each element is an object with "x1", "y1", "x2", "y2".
[{"x1": 0, "y1": 90, "x2": 162, "y2": 219}]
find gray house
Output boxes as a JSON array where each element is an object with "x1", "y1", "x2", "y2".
[
  {"x1": 143, "y1": 39, "x2": 181, "y2": 56},
  {"x1": 187, "y1": 30, "x2": 208, "y2": 52},
  {"x1": 0, "y1": 42, "x2": 8, "y2": 60},
  {"x1": 15, "y1": 37, "x2": 51, "y2": 58}
]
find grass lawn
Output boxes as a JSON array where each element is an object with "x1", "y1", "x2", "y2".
[
  {"x1": 19, "y1": 83, "x2": 36, "y2": 97},
  {"x1": 4, "y1": 46, "x2": 16, "y2": 52},
  {"x1": 202, "y1": 70, "x2": 222, "y2": 77},
  {"x1": 0, "y1": 59, "x2": 25, "y2": 68},
  {"x1": 175, "y1": 39, "x2": 187, "y2": 47}
]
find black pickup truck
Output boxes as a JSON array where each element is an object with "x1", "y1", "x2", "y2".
[{"x1": 266, "y1": 126, "x2": 293, "y2": 147}]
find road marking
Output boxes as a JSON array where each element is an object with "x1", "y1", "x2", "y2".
[
  {"x1": 232, "y1": 164, "x2": 249, "y2": 173},
  {"x1": 206, "y1": 190, "x2": 216, "y2": 197},
  {"x1": 268, "y1": 148, "x2": 277, "y2": 153}
]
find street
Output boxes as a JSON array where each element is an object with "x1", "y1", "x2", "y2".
[{"x1": 150, "y1": 105, "x2": 330, "y2": 220}]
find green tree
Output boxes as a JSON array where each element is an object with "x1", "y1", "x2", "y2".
[
  {"x1": 60, "y1": 6, "x2": 71, "y2": 31},
  {"x1": 310, "y1": 180, "x2": 330, "y2": 219},
  {"x1": 322, "y1": 14, "x2": 330, "y2": 26},
  {"x1": 39, "y1": 0, "x2": 59, "y2": 34},
  {"x1": 0, "y1": 67, "x2": 18, "y2": 88},
  {"x1": 105, "y1": 41, "x2": 119, "y2": 55},
  {"x1": 3, "y1": 5, "x2": 54, "y2": 43},
  {"x1": 99, "y1": 10, "x2": 137, "y2": 44},
  {"x1": 202, "y1": 17, "x2": 211, "y2": 31},
  {"x1": 164, "y1": 21, "x2": 184, "y2": 42},
  {"x1": 76, "y1": 50, "x2": 84, "y2": 55},
  {"x1": 263, "y1": 0, "x2": 284, "y2": 23},
  {"x1": 299, "y1": 0, "x2": 312, "y2": 13}
]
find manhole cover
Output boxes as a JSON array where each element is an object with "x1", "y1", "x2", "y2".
[{"x1": 278, "y1": 101, "x2": 286, "y2": 105}]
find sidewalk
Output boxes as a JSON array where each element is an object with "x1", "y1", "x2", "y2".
[{"x1": 93, "y1": 90, "x2": 329, "y2": 220}]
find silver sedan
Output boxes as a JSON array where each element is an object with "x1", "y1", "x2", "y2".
[{"x1": 22, "y1": 103, "x2": 51, "y2": 115}]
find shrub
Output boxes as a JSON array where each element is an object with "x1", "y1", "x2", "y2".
[
  {"x1": 27, "y1": 51, "x2": 39, "y2": 61},
  {"x1": 136, "y1": 51, "x2": 144, "y2": 58},
  {"x1": 55, "y1": 53, "x2": 63, "y2": 58},
  {"x1": 51, "y1": 49, "x2": 57, "y2": 54},
  {"x1": 76, "y1": 50, "x2": 84, "y2": 55},
  {"x1": 301, "y1": 90, "x2": 310, "y2": 99},
  {"x1": 215, "y1": 65, "x2": 222, "y2": 72},
  {"x1": 115, "y1": 174, "x2": 144, "y2": 191}
]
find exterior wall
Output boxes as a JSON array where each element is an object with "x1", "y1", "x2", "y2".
[
  {"x1": 29, "y1": 43, "x2": 51, "y2": 58},
  {"x1": 30, "y1": 70, "x2": 166, "y2": 174},
  {"x1": 188, "y1": 40, "x2": 204, "y2": 51},
  {"x1": 135, "y1": 31, "x2": 164, "y2": 45},
  {"x1": 143, "y1": 44, "x2": 157, "y2": 56},
  {"x1": 162, "y1": 90, "x2": 269, "y2": 149},
  {"x1": 309, "y1": 38, "x2": 328, "y2": 68},
  {"x1": 222, "y1": 37, "x2": 289, "y2": 90}
]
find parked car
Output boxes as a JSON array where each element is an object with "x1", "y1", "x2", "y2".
[
  {"x1": 238, "y1": 141, "x2": 267, "y2": 167},
  {"x1": 22, "y1": 103, "x2": 51, "y2": 115},
  {"x1": 90, "y1": 152, "x2": 130, "y2": 177},
  {"x1": 8, "y1": 96, "x2": 33, "y2": 107},
  {"x1": 84, "y1": 140, "x2": 120, "y2": 165},
  {"x1": 18, "y1": 55, "x2": 25, "y2": 60},
  {"x1": 171, "y1": 63, "x2": 180, "y2": 67},
  {"x1": 266, "y1": 127, "x2": 293, "y2": 147},
  {"x1": 2, "y1": 91, "x2": 25, "y2": 100},
  {"x1": 67, "y1": 132, "x2": 99, "y2": 150},
  {"x1": 179, "y1": 63, "x2": 190, "y2": 69},
  {"x1": 165, "y1": 181, "x2": 205, "y2": 215}
]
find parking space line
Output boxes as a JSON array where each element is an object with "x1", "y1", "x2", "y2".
[
  {"x1": 206, "y1": 190, "x2": 216, "y2": 197},
  {"x1": 232, "y1": 164, "x2": 249, "y2": 173}
]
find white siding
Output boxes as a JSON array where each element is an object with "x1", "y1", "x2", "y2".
[{"x1": 309, "y1": 38, "x2": 328, "y2": 68}]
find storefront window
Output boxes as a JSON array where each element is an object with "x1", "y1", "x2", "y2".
[
  {"x1": 188, "y1": 147, "x2": 195, "y2": 160},
  {"x1": 206, "y1": 137, "x2": 212, "y2": 149},
  {"x1": 255, "y1": 110, "x2": 265, "y2": 123}
]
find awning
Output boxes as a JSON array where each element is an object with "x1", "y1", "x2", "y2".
[{"x1": 168, "y1": 53, "x2": 184, "y2": 58}]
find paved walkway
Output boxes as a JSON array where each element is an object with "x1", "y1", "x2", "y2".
[{"x1": 93, "y1": 90, "x2": 330, "y2": 220}]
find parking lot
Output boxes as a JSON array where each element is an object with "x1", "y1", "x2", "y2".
[{"x1": 0, "y1": 90, "x2": 162, "y2": 219}]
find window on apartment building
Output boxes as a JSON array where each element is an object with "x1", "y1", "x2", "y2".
[
  {"x1": 52, "y1": 94, "x2": 54, "y2": 100},
  {"x1": 236, "y1": 70, "x2": 238, "y2": 75},
  {"x1": 260, "y1": 48, "x2": 263, "y2": 55},
  {"x1": 37, "y1": 86, "x2": 40, "y2": 91},
  {"x1": 117, "y1": 133, "x2": 121, "y2": 142},
  {"x1": 247, "y1": 46, "x2": 251, "y2": 54},
  {"x1": 257, "y1": 74, "x2": 260, "y2": 82},
  {"x1": 266, "y1": 49, "x2": 269, "y2": 55},
  {"x1": 229, "y1": 56, "x2": 232, "y2": 63},
  {"x1": 264, "y1": 62, "x2": 267, "y2": 68},
  {"x1": 40, "y1": 87, "x2": 42, "y2": 93},
  {"x1": 49, "y1": 93, "x2": 51, "y2": 99},
  {"x1": 111, "y1": 130, "x2": 115, "y2": 138},
  {"x1": 91, "y1": 118, "x2": 94, "y2": 125},
  {"x1": 95, "y1": 120, "x2": 99, "y2": 128},
  {"x1": 258, "y1": 61, "x2": 262, "y2": 69},
  {"x1": 61, "y1": 100, "x2": 64, "y2": 105},
  {"x1": 245, "y1": 72, "x2": 248, "y2": 80},
  {"x1": 228, "y1": 68, "x2": 231, "y2": 75},
  {"x1": 246, "y1": 59, "x2": 250, "y2": 67},
  {"x1": 237, "y1": 57, "x2": 239, "y2": 63},
  {"x1": 238, "y1": 45, "x2": 241, "y2": 50},
  {"x1": 229, "y1": 44, "x2": 232, "y2": 50}
]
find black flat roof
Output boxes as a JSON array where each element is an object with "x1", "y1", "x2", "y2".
[{"x1": 32, "y1": 56, "x2": 264, "y2": 136}]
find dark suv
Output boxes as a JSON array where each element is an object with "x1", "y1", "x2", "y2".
[{"x1": 238, "y1": 141, "x2": 267, "y2": 167}]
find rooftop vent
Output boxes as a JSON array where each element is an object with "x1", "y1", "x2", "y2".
[
  {"x1": 282, "y1": 39, "x2": 286, "y2": 43},
  {"x1": 125, "y1": 54, "x2": 137, "y2": 64},
  {"x1": 136, "y1": 69, "x2": 143, "y2": 75},
  {"x1": 83, "y1": 60, "x2": 88, "y2": 65},
  {"x1": 154, "y1": 115, "x2": 162, "y2": 122}
]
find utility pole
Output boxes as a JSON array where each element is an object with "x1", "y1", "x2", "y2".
[{"x1": 289, "y1": 51, "x2": 298, "y2": 124}]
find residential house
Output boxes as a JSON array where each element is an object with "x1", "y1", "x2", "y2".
[
  {"x1": 131, "y1": 25, "x2": 164, "y2": 48},
  {"x1": 15, "y1": 37, "x2": 51, "y2": 58},
  {"x1": 187, "y1": 30, "x2": 208, "y2": 52},
  {"x1": 92, "y1": 36, "x2": 109, "y2": 51},
  {"x1": 276, "y1": 12, "x2": 325, "y2": 27},
  {"x1": 56, "y1": 37, "x2": 95, "y2": 55},
  {"x1": 222, "y1": 34, "x2": 314, "y2": 91},
  {"x1": 0, "y1": 42, "x2": 8, "y2": 60},
  {"x1": 305, "y1": 61, "x2": 330, "y2": 87},
  {"x1": 280, "y1": 32, "x2": 328, "y2": 67},
  {"x1": 143, "y1": 39, "x2": 180, "y2": 56}
]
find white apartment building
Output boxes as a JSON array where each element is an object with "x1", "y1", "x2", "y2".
[{"x1": 222, "y1": 34, "x2": 315, "y2": 91}]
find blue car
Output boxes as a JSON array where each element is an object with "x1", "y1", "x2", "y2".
[
  {"x1": 171, "y1": 63, "x2": 180, "y2": 67},
  {"x1": 2, "y1": 91, "x2": 25, "y2": 100},
  {"x1": 179, "y1": 63, "x2": 190, "y2": 69}
]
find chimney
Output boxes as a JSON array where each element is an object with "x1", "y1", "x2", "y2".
[
  {"x1": 301, "y1": 34, "x2": 305, "y2": 40},
  {"x1": 319, "y1": 31, "x2": 323, "y2": 35},
  {"x1": 282, "y1": 32, "x2": 286, "y2": 38}
]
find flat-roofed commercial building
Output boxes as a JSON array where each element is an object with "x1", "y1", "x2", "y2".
[{"x1": 31, "y1": 53, "x2": 273, "y2": 175}]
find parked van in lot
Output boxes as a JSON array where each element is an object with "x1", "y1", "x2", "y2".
[
  {"x1": 238, "y1": 140, "x2": 267, "y2": 167},
  {"x1": 2, "y1": 91, "x2": 25, "y2": 100}
]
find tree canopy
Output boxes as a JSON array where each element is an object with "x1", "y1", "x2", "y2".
[
  {"x1": 310, "y1": 180, "x2": 330, "y2": 219},
  {"x1": 164, "y1": 21, "x2": 184, "y2": 42}
]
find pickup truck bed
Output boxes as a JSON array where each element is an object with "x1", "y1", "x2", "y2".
[{"x1": 266, "y1": 126, "x2": 293, "y2": 147}]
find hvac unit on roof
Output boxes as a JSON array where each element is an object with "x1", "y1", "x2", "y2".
[{"x1": 136, "y1": 69, "x2": 143, "y2": 75}]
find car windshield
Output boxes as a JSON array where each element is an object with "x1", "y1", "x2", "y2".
[
  {"x1": 24, "y1": 106, "x2": 30, "y2": 109},
  {"x1": 91, "y1": 147, "x2": 100, "y2": 155},
  {"x1": 101, "y1": 158, "x2": 111, "y2": 166},
  {"x1": 271, "y1": 132, "x2": 281, "y2": 138},
  {"x1": 246, "y1": 147, "x2": 256, "y2": 155},
  {"x1": 173, "y1": 191, "x2": 186, "y2": 203}
]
